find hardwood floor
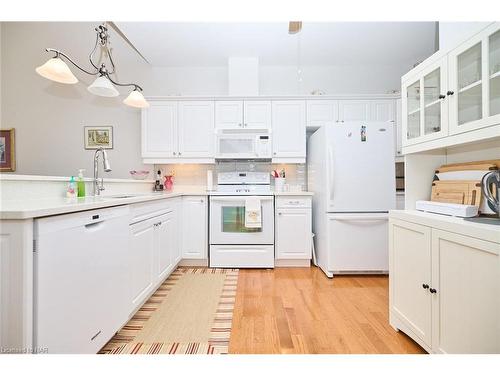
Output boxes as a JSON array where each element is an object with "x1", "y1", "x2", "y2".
[{"x1": 228, "y1": 267, "x2": 425, "y2": 354}]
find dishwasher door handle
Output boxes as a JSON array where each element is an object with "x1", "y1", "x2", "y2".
[{"x1": 84, "y1": 220, "x2": 106, "y2": 231}]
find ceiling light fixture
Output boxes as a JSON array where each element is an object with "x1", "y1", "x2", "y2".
[{"x1": 35, "y1": 23, "x2": 149, "y2": 108}]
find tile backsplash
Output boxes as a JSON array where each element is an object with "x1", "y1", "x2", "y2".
[{"x1": 157, "y1": 162, "x2": 307, "y2": 190}]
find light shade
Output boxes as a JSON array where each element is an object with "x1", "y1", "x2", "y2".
[
  {"x1": 123, "y1": 90, "x2": 149, "y2": 108},
  {"x1": 87, "y1": 76, "x2": 119, "y2": 97},
  {"x1": 35, "y1": 57, "x2": 78, "y2": 84}
]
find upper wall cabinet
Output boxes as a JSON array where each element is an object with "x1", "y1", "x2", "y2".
[
  {"x1": 178, "y1": 101, "x2": 215, "y2": 158},
  {"x1": 402, "y1": 56, "x2": 449, "y2": 147},
  {"x1": 272, "y1": 100, "x2": 306, "y2": 163},
  {"x1": 215, "y1": 100, "x2": 271, "y2": 129},
  {"x1": 141, "y1": 100, "x2": 215, "y2": 164},
  {"x1": 338, "y1": 100, "x2": 371, "y2": 122},
  {"x1": 370, "y1": 100, "x2": 396, "y2": 122},
  {"x1": 401, "y1": 22, "x2": 500, "y2": 154},
  {"x1": 141, "y1": 101, "x2": 178, "y2": 158},
  {"x1": 306, "y1": 100, "x2": 339, "y2": 127},
  {"x1": 448, "y1": 23, "x2": 500, "y2": 135}
]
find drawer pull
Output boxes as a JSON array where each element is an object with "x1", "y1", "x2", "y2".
[
  {"x1": 429, "y1": 288, "x2": 437, "y2": 294},
  {"x1": 422, "y1": 284, "x2": 429, "y2": 289}
]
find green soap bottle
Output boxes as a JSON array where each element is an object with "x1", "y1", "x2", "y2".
[{"x1": 77, "y1": 169, "x2": 86, "y2": 197}]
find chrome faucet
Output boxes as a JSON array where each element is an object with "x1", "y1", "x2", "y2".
[{"x1": 93, "y1": 147, "x2": 111, "y2": 196}]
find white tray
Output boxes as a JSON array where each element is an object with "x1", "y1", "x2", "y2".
[{"x1": 416, "y1": 200, "x2": 478, "y2": 218}]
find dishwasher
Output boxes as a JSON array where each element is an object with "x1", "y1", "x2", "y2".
[{"x1": 34, "y1": 205, "x2": 130, "y2": 354}]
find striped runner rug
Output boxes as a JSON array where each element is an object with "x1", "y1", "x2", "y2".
[{"x1": 100, "y1": 267, "x2": 239, "y2": 354}]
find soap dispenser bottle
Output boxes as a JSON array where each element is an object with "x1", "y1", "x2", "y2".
[
  {"x1": 66, "y1": 176, "x2": 77, "y2": 198},
  {"x1": 77, "y1": 169, "x2": 86, "y2": 197}
]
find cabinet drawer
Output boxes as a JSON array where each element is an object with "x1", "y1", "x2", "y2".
[
  {"x1": 276, "y1": 196, "x2": 312, "y2": 209},
  {"x1": 129, "y1": 198, "x2": 178, "y2": 224}
]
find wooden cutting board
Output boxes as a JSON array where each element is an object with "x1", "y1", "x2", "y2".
[
  {"x1": 435, "y1": 159, "x2": 500, "y2": 173},
  {"x1": 431, "y1": 180, "x2": 482, "y2": 207}
]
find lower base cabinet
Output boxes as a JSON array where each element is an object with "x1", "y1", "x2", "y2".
[
  {"x1": 181, "y1": 196, "x2": 207, "y2": 260},
  {"x1": 129, "y1": 199, "x2": 181, "y2": 312},
  {"x1": 389, "y1": 218, "x2": 500, "y2": 353},
  {"x1": 275, "y1": 196, "x2": 312, "y2": 262}
]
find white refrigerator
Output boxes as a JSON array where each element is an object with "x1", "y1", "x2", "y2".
[{"x1": 307, "y1": 122, "x2": 395, "y2": 277}]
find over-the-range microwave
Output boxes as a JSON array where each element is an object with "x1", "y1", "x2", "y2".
[{"x1": 215, "y1": 129, "x2": 272, "y2": 160}]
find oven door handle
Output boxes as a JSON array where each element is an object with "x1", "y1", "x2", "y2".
[{"x1": 210, "y1": 196, "x2": 274, "y2": 202}]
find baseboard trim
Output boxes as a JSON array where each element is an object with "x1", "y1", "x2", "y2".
[
  {"x1": 179, "y1": 259, "x2": 209, "y2": 267},
  {"x1": 275, "y1": 259, "x2": 311, "y2": 267}
]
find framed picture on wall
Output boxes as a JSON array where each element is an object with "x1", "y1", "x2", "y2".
[
  {"x1": 84, "y1": 126, "x2": 113, "y2": 149},
  {"x1": 0, "y1": 128, "x2": 16, "y2": 172}
]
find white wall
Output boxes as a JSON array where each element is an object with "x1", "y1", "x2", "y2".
[
  {"x1": 0, "y1": 22, "x2": 434, "y2": 179},
  {"x1": 439, "y1": 22, "x2": 492, "y2": 52}
]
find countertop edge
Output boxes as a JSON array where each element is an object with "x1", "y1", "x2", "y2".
[
  {"x1": 1, "y1": 191, "x2": 314, "y2": 220},
  {"x1": 389, "y1": 210, "x2": 500, "y2": 244}
]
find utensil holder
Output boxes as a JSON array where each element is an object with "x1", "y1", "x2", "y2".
[{"x1": 275, "y1": 177, "x2": 286, "y2": 192}]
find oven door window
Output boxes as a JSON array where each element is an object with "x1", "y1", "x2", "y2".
[
  {"x1": 222, "y1": 206, "x2": 262, "y2": 233},
  {"x1": 219, "y1": 138, "x2": 254, "y2": 154}
]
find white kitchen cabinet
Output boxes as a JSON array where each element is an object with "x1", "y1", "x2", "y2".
[
  {"x1": 306, "y1": 100, "x2": 338, "y2": 128},
  {"x1": 402, "y1": 56, "x2": 449, "y2": 147},
  {"x1": 400, "y1": 22, "x2": 500, "y2": 154},
  {"x1": 448, "y1": 23, "x2": 500, "y2": 135},
  {"x1": 395, "y1": 98, "x2": 403, "y2": 157},
  {"x1": 178, "y1": 101, "x2": 215, "y2": 158},
  {"x1": 129, "y1": 200, "x2": 181, "y2": 311},
  {"x1": 431, "y1": 229, "x2": 500, "y2": 354},
  {"x1": 215, "y1": 100, "x2": 271, "y2": 129},
  {"x1": 275, "y1": 208, "x2": 311, "y2": 259},
  {"x1": 244, "y1": 101, "x2": 272, "y2": 129},
  {"x1": 272, "y1": 100, "x2": 306, "y2": 162},
  {"x1": 370, "y1": 100, "x2": 395, "y2": 122},
  {"x1": 171, "y1": 200, "x2": 182, "y2": 265},
  {"x1": 389, "y1": 217, "x2": 500, "y2": 353},
  {"x1": 142, "y1": 100, "x2": 215, "y2": 163},
  {"x1": 141, "y1": 101, "x2": 177, "y2": 158},
  {"x1": 129, "y1": 218, "x2": 155, "y2": 310},
  {"x1": 389, "y1": 219, "x2": 432, "y2": 349},
  {"x1": 181, "y1": 196, "x2": 207, "y2": 260},
  {"x1": 338, "y1": 100, "x2": 370, "y2": 122},
  {"x1": 215, "y1": 101, "x2": 243, "y2": 129},
  {"x1": 155, "y1": 212, "x2": 174, "y2": 283}
]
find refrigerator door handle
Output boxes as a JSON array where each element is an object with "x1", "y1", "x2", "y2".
[{"x1": 328, "y1": 146, "x2": 334, "y2": 204}]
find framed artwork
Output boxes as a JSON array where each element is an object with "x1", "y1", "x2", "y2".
[
  {"x1": 84, "y1": 126, "x2": 113, "y2": 149},
  {"x1": 0, "y1": 128, "x2": 16, "y2": 172}
]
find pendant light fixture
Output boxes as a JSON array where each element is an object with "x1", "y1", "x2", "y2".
[{"x1": 35, "y1": 23, "x2": 149, "y2": 108}]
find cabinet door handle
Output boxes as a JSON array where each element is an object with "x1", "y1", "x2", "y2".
[
  {"x1": 429, "y1": 288, "x2": 437, "y2": 294},
  {"x1": 446, "y1": 90, "x2": 454, "y2": 96},
  {"x1": 422, "y1": 284, "x2": 429, "y2": 289},
  {"x1": 178, "y1": 152, "x2": 182, "y2": 156},
  {"x1": 439, "y1": 94, "x2": 446, "y2": 99},
  {"x1": 278, "y1": 212, "x2": 282, "y2": 216},
  {"x1": 173, "y1": 152, "x2": 176, "y2": 156}
]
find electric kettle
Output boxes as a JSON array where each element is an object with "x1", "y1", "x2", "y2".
[{"x1": 482, "y1": 170, "x2": 500, "y2": 218}]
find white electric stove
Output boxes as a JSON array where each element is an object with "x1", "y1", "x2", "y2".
[{"x1": 209, "y1": 171, "x2": 274, "y2": 268}]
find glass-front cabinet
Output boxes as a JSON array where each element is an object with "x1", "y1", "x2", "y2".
[
  {"x1": 448, "y1": 23, "x2": 500, "y2": 134},
  {"x1": 489, "y1": 29, "x2": 500, "y2": 118},
  {"x1": 402, "y1": 57, "x2": 448, "y2": 146}
]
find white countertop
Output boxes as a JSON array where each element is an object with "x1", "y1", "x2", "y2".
[
  {"x1": 0, "y1": 187, "x2": 314, "y2": 220},
  {"x1": 390, "y1": 210, "x2": 500, "y2": 244}
]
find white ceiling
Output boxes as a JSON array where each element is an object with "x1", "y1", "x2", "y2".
[{"x1": 116, "y1": 22, "x2": 437, "y2": 67}]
